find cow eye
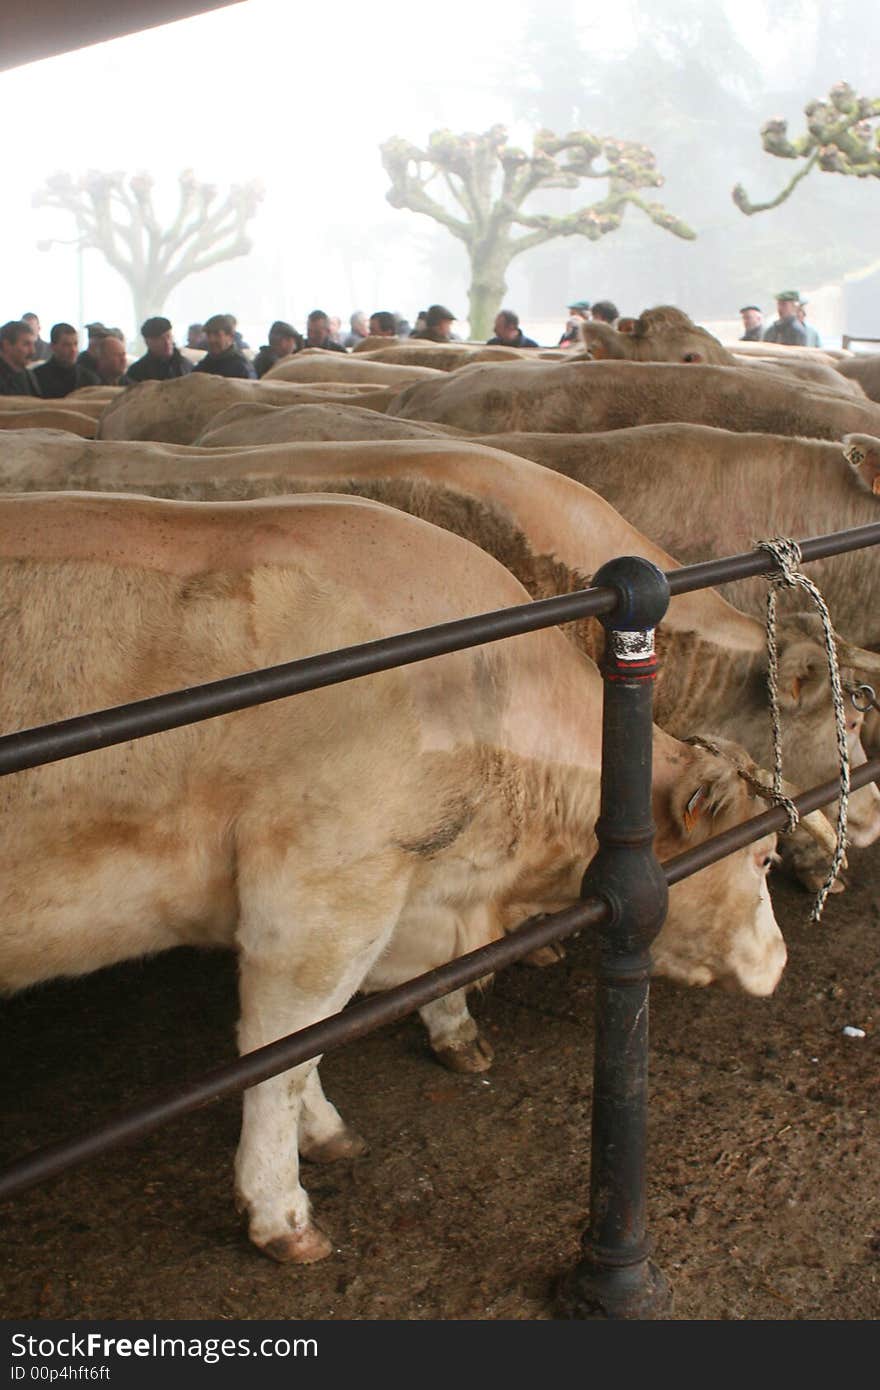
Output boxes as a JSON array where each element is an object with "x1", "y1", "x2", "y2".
[{"x1": 682, "y1": 352, "x2": 701, "y2": 363}]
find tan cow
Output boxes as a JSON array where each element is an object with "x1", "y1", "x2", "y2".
[
  {"x1": 67, "y1": 385, "x2": 126, "y2": 402},
  {"x1": 261, "y1": 348, "x2": 443, "y2": 386},
  {"x1": 387, "y1": 358, "x2": 880, "y2": 440},
  {"x1": 360, "y1": 343, "x2": 531, "y2": 371},
  {"x1": 0, "y1": 394, "x2": 107, "y2": 423},
  {"x1": 580, "y1": 306, "x2": 736, "y2": 366},
  {"x1": 470, "y1": 424, "x2": 880, "y2": 651},
  {"x1": 0, "y1": 409, "x2": 97, "y2": 437},
  {"x1": 836, "y1": 354, "x2": 880, "y2": 403},
  {"x1": 730, "y1": 340, "x2": 853, "y2": 364},
  {"x1": 97, "y1": 374, "x2": 397, "y2": 444},
  {"x1": 0, "y1": 429, "x2": 875, "y2": 869},
  {"x1": 579, "y1": 307, "x2": 863, "y2": 395},
  {"x1": 195, "y1": 402, "x2": 459, "y2": 447},
  {"x1": 1, "y1": 490, "x2": 837, "y2": 1261}
]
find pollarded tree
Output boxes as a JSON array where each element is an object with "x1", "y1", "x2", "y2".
[
  {"x1": 33, "y1": 168, "x2": 264, "y2": 330},
  {"x1": 381, "y1": 125, "x2": 695, "y2": 338},
  {"x1": 733, "y1": 81, "x2": 880, "y2": 215}
]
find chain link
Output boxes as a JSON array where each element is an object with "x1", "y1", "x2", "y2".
[
  {"x1": 756, "y1": 537, "x2": 850, "y2": 922},
  {"x1": 847, "y1": 682, "x2": 880, "y2": 715}
]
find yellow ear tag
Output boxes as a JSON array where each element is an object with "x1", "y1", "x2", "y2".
[{"x1": 684, "y1": 786, "x2": 707, "y2": 834}]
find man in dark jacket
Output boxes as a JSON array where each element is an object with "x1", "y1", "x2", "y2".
[
  {"x1": 32, "y1": 323, "x2": 100, "y2": 397},
  {"x1": 0, "y1": 320, "x2": 42, "y2": 396},
  {"x1": 303, "y1": 310, "x2": 347, "y2": 352},
  {"x1": 22, "y1": 314, "x2": 50, "y2": 362},
  {"x1": 762, "y1": 290, "x2": 808, "y2": 346},
  {"x1": 77, "y1": 322, "x2": 110, "y2": 374},
  {"x1": 124, "y1": 316, "x2": 193, "y2": 384},
  {"x1": 410, "y1": 303, "x2": 459, "y2": 343},
  {"x1": 192, "y1": 314, "x2": 256, "y2": 379},
  {"x1": 486, "y1": 309, "x2": 538, "y2": 348},
  {"x1": 253, "y1": 320, "x2": 303, "y2": 377}
]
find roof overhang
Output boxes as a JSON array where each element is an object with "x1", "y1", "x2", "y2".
[{"x1": 0, "y1": 2, "x2": 246, "y2": 73}]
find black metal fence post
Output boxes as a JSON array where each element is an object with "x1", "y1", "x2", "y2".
[{"x1": 560, "y1": 556, "x2": 671, "y2": 1319}]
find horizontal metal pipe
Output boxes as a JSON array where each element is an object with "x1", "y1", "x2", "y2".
[
  {"x1": 1, "y1": 751, "x2": 872, "y2": 1203},
  {"x1": 0, "y1": 897, "x2": 608, "y2": 1202},
  {"x1": 666, "y1": 521, "x2": 880, "y2": 598},
  {"x1": 2, "y1": 523, "x2": 880, "y2": 780},
  {"x1": 664, "y1": 756, "x2": 880, "y2": 885},
  {"x1": 0, "y1": 585, "x2": 617, "y2": 778}
]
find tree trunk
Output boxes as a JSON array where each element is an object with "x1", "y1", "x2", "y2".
[
  {"x1": 130, "y1": 275, "x2": 170, "y2": 340},
  {"x1": 467, "y1": 241, "x2": 511, "y2": 340}
]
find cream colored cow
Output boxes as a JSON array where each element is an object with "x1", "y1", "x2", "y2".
[
  {"x1": 387, "y1": 358, "x2": 880, "y2": 440},
  {"x1": 0, "y1": 491, "x2": 833, "y2": 1262}
]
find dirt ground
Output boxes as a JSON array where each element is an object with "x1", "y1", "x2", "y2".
[{"x1": 1, "y1": 848, "x2": 878, "y2": 1323}]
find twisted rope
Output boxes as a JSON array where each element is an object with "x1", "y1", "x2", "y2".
[
  {"x1": 683, "y1": 734, "x2": 800, "y2": 819},
  {"x1": 756, "y1": 537, "x2": 850, "y2": 921}
]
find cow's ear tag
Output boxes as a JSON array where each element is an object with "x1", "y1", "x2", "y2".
[{"x1": 684, "y1": 785, "x2": 708, "y2": 833}]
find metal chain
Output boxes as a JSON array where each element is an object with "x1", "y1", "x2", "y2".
[{"x1": 756, "y1": 537, "x2": 850, "y2": 922}]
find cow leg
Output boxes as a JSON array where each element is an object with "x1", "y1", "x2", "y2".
[
  {"x1": 366, "y1": 901, "x2": 498, "y2": 1073},
  {"x1": 299, "y1": 1069, "x2": 368, "y2": 1164},
  {"x1": 419, "y1": 988, "x2": 494, "y2": 1074},
  {"x1": 233, "y1": 867, "x2": 404, "y2": 1264}
]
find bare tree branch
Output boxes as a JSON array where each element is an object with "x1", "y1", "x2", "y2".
[
  {"x1": 33, "y1": 168, "x2": 264, "y2": 327},
  {"x1": 734, "y1": 82, "x2": 880, "y2": 215},
  {"x1": 381, "y1": 124, "x2": 693, "y2": 336}
]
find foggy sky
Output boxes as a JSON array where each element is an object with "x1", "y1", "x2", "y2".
[{"x1": 1, "y1": 0, "x2": 877, "y2": 346}]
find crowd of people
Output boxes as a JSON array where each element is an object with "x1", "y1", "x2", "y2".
[
  {"x1": 0, "y1": 296, "x2": 624, "y2": 400},
  {"x1": 15, "y1": 288, "x2": 831, "y2": 401},
  {"x1": 738, "y1": 290, "x2": 822, "y2": 347}
]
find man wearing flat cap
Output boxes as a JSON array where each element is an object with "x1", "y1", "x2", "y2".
[
  {"x1": 124, "y1": 317, "x2": 193, "y2": 384},
  {"x1": 410, "y1": 304, "x2": 458, "y2": 343},
  {"x1": 762, "y1": 290, "x2": 808, "y2": 347}
]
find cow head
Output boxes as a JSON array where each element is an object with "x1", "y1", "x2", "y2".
[
  {"x1": 652, "y1": 737, "x2": 785, "y2": 995},
  {"x1": 651, "y1": 736, "x2": 836, "y2": 996},
  {"x1": 769, "y1": 614, "x2": 880, "y2": 849},
  {"x1": 580, "y1": 305, "x2": 737, "y2": 366}
]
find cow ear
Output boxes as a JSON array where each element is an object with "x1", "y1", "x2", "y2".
[
  {"x1": 843, "y1": 433, "x2": 880, "y2": 494},
  {"x1": 775, "y1": 643, "x2": 826, "y2": 711},
  {"x1": 580, "y1": 322, "x2": 628, "y2": 360},
  {"x1": 683, "y1": 784, "x2": 709, "y2": 833},
  {"x1": 663, "y1": 740, "x2": 750, "y2": 849}
]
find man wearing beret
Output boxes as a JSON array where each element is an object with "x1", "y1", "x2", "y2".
[
  {"x1": 762, "y1": 291, "x2": 808, "y2": 347},
  {"x1": 124, "y1": 316, "x2": 193, "y2": 384}
]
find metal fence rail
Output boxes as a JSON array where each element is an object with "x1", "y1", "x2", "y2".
[
  {"x1": 1, "y1": 521, "x2": 878, "y2": 779},
  {"x1": 2, "y1": 520, "x2": 879, "y2": 1319}
]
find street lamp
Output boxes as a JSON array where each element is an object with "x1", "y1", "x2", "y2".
[{"x1": 37, "y1": 235, "x2": 86, "y2": 334}]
